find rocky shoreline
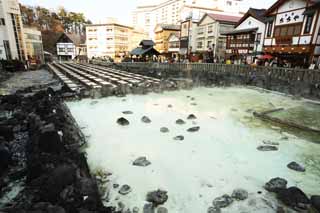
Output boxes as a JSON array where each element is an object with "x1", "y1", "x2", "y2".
[{"x1": 0, "y1": 87, "x2": 114, "y2": 213}]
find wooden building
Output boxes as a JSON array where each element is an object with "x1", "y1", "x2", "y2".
[
  {"x1": 154, "y1": 24, "x2": 180, "y2": 57},
  {"x1": 224, "y1": 8, "x2": 267, "y2": 63},
  {"x1": 263, "y1": 0, "x2": 320, "y2": 67}
]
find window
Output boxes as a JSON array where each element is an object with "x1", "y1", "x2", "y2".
[
  {"x1": 198, "y1": 27, "x2": 204, "y2": 35},
  {"x1": 0, "y1": 18, "x2": 5, "y2": 25},
  {"x1": 207, "y1": 41, "x2": 212, "y2": 48},
  {"x1": 58, "y1": 48, "x2": 64, "y2": 52},
  {"x1": 304, "y1": 15, "x2": 313, "y2": 34},
  {"x1": 208, "y1": 25, "x2": 213, "y2": 34},
  {"x1": 256, "y1": 33, "x2": 261, "y2": 43},
  {"x1": 274, "y1": 24, "x2": 302, "y2": 37},
  {"x1": 267, "y1": 21, "x2": 273, "y2": 37},
  {"x1": 280, "y1": 27, "x2": 288, "y2": 36},
  {"x1": 197, "y1": 41, "x2": 203, "y2": 48}
]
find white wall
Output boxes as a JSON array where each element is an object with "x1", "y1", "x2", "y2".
[{"x1": 236, "y1": 16, "x2": 266, "y2": 52}]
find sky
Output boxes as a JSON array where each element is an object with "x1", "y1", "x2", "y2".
[{"x1": 19, "y1": 0, "x2": 276, "y2": 25}]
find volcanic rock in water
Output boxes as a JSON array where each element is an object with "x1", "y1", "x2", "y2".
[
  {"x1": 123, "y1": 111, "x2": 133, "y2": 115},
  {"x1": 287, "y1": 162, "x2": 306, "y2": 172},
  {"x1": 212, "y1": 194, "x2": 233, "y2": 208},
  {"x1": 187, "y1": 126, "x2": 200, "y2": 132},
  {"x1": 160, "y1": 127, "x2": 169, "y2": 133},
  {"x1": 176, "y1": 119, "x2": 186, "y2": 125},
  {"x1": 133, "y1": 207, "x2": 140, "y2": 213},
  {"x1": 174, "y1": 135, "x2": 184, "y2": 141},
  {"x1": 117, "y1": 117, "x2": 130, "y2": 126},
  {"x1": 168, "y1": 104, "x2": 173, "y2": 108},
  {"x1": 264, "y1": 177, "x2": 288, "y2": 193},
  {"x1": 157, "y1": 207, "x2": 168, "y2": 213},
  {"x1": 141, "y1": 116, "x2": 152, "y2": 123},
  {"x1": 190, "y1": 97, "x2": 195, "y2": 101},
  {"x1": 231, "y1": 188, "x2": 249, "y2": 200},
  {"x1": 143, "y1": 203, "x2": 155, "y2": 213},
  {"x1": 263, "y1": 140, "x2": 280, "y2": 146},
  {"x1": 90, "y1": 101, "x2": 98, "y2": 105},
  {"x1": 190, "y1": 102, "x2": 197, "y2": 106},
  {"x1": 133, "y1": 157, "x2": 151, "y2": 167},
  {"x1": 277, "y1": 187, "x2": 310, "y2": 209},
  {"x1": 187, "y1": 114, "x2": 197, "y2": 120},
  {"x1": 146, "y1": 190, "x2": 168, "y2": 206},
  {"x1": 113, "y1": 184, "x2": 120, "y2": 189},
  {"x1": 257, "y1": 145, "x2": 278, "y2": 151},
  {"x1": 119, "y1": 184, "x2": 132, "y2": 195},
  {"x1": 207, "y1": 206, "x2": 221, "y2": 213},
  {"x1": 311, "y1": 195, "x2": 320, "y2": 212},
  {"x1": 47, "y1": 205, "x2": 66, "y2": 213}
]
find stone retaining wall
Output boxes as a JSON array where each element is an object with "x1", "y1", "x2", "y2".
[{"x1": 92, "y1": 61, "x2": 320, "y2": 100}]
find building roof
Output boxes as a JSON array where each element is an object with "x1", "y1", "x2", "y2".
[
  {"x1": 139, "y1": 40, "x2": 155, "y2": 47},
  {"x1": 57, "y1": 33, "x2": 86, "y2": 46},
  {"x1": 201, "y1": 13, "x2": 241, "y2": 24},
  {"x1": 85, "y1": 23, "x2": 133, "y2": 29},
  {"x1": 222, "y1": 27, "x2": 258, "y2": 35},
  {"x1": 130, "y1": 46, "x2": 160, "y2": 56},
  {"x1": 158, "y1": 24, "x2": 181, "y2": 31},
  {"x1": 168, "y1": 32, "x2": 180, "y2": 41},
  {"x1": 236, "y1": 8, "x2": 267, "y2": 27}
]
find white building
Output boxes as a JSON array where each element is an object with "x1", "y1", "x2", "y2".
[
  {"x1": 196, "y1": 13, "x2": 240, "y2": 59},
  {"x1": 56, "y1": 33, "x2": 85, "y2": 61},
  {"x1": 0, "y1": 0, "x2": 27, "y2": 60},
  {"x1": 224, "y1": 8, "x2": 267, "y2": 62},
  {"x1": 132, "y1": 0, "x2": 246, "y2": 38},
  {"x1": 86, "y1": 23, "x2": 148, "y2": 61}
]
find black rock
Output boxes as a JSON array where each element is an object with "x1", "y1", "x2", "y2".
[
  {"x1": 133, "y1": 157, "x2": 151, "y2": 167},
  {"x1": 311, "y1": 195, "x2": 320, "y2": 211},
  {"x1": 47, "y1": 205, "x2": 66, "y2": 213},
  {"x1": 0, "y1": 124, "x2": 14, "y2": 141},
  {"x1": 42, "y1": 165, "x2": 76, "y2": 202},
  {"x1": 160, "y1": 127, "x2": 169, "y2": 133},
  {"x1": 146, "y1": 190, "x2": 168, "y2": 206},
  {"x1": 157, "y1": 207, "x2": 168, "y2": 213},
  {"x1": 141, "y1": 116, "x2": 152, "y2": 123},
  {"x1": 168, "y1": 104, "x2": 173, "y2": 108},
  {"x1": 264, "y1": 177, "x2": 287, "y2": 193},
  {"x1": 187, "y1": 126, "x2": 200, "y2": 132},
  {"x1": 0, "y1": 145, "x2": 11, "y2": 175},
  {"x1": 212, "y1": 194, "x2": 233, "y2": 208},
  {"x1": 77, "y1": 177, "x2": 98, "y2": 196},
  {"x1": 122, "y1": 111, "x2": 133, "y2": 115},
  {"x1": 38, "y1": 124, "x2": 63, "y2": 154},
  {"x1": 176, "y1": 119, "x2": 186, "y2": 125},
  {"x1": 287, "y1": 162, "x2": 305, "y2": 172},
  {"x1": 207, "y1": 206, "x2": 221, "y2": 213},
  {"x1": 257, "y1": 145, "x2": 278, "y2": 151},
  {"x1": 187, "y1": 114, "x2": 197, "y2": 120},
  {"x1": 174, "y1": 135, "x2": 184, "y2": 141},
  {"x1": 231, "y1": 188, "x2": 248, "y2": 200},
  {"x1": 143, "y1": 203, "x2": 155, "y2": 213},
  {"x1": 277, "y1": 187, "x2": 310, "y2": 209},
  {"x1": 117, "y1": 117, "x2": 130, "y2": 126},
  {"x1": 119, "y1": 185, "x2": 132, "y2": 195}
]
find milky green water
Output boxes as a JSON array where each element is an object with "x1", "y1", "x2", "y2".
[{"x1": 67, "y1": 87, "x2": 320, "y2": 213}]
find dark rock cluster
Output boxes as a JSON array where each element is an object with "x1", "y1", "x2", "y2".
[{"x1": 0, "y1": 88, "x2": 113, "y2": 213}]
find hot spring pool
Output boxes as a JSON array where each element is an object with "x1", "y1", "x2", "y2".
[{"x1": 67, "y1": 87, "x2": 320, "y2": 212}]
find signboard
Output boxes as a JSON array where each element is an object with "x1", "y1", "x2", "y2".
[
  {"x1": 275, "y1": 37, "x2": 293, "y2": 45},
  {"x1": 276, "y1": 9, "x2": 304, "y2": 26}
]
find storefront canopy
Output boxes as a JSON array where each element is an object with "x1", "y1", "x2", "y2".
[{"x1": 130, "y1": 46, "x2": 160, "y2": 56}]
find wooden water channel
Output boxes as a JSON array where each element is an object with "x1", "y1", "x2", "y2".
[{"x1": 48, "y1": 62, "x2": 164, "y2": 97}]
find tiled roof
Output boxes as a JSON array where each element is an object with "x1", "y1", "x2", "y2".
[
  {"x1": 206, "y1": 13, "x2": 241, "y2": 24},
  {"x1": 159, "y1": 24, "x2": 180, "y2": 31}
]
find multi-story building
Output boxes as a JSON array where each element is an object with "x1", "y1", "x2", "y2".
[
  {"x1": 56, "y1": 33, "x2": 85, "y2": 61},
  {"x1": 168, "y1": 32, "x2": 180, "y2": 59},
  {"x1": 224, "y1": 8, "x2": 267, "y2": 63},
  {"x1": 180, "y1": 18, "x2": 199, "y2": 56},
  {"x1": 132, "y1": 0, "x2": 245, "y2": 38},
  {"x1": 263, "y1": 0, "x2": 320, "y2": 67},
  {"x1": 24, "y1": 26, "x2": 44, "y2": 63},
  {"x1": 129, "y1": 28, "x2": 149, "y2": 51},
  {"x1": 196, "y1": 13, "x2": 240, "y2": 59},
  {"x1": 86, "y1": 23, "x2": 147, "y2": 61},
  {"x1": 154, "y1": 24, "x2": 180, "y2": 56},
  {"x1": 0, "y1": 0, "x2": 27, "y2": 60}
]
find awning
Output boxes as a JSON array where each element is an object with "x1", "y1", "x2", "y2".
[
  {"x1": 130, "y1": 46, "x2": 160, "y2": 56},
  {"x1": 265, "y1": 16, "x2": 275, "y2": 22},
  {"x1": 222, "y1": 27, "x2": 258, "y2": 35},
  {"x1": 303, "y1": 8, "x2": 316, "y2": 16}
]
